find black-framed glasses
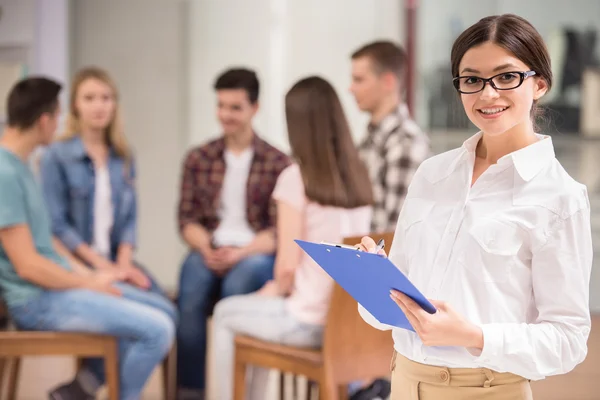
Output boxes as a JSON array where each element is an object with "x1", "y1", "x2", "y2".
[{"x1": 452, "y1": 71, "x2": 537, "y2": 94}]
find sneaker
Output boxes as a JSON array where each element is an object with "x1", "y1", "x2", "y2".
[
  {"x1": 177, "y1": 388, "x2": 205, "y2": 400},
  {"x1": 349, "y1": 378, "x2": 391, "y2": 400},
  {"x1": 48, "y1": 381, "x2": 94, "y2": 400}
]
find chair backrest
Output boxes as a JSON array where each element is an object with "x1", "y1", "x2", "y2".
[{"x1": 321, "y1": 232, "x2": 395, "y2": 383}]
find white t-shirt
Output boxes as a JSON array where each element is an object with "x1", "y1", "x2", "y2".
[
  {"x1": 92, "y1": 165, "x2": 113, "y2": 258},
  {"x1": 212, "y1": 149, "x2": 256, "y2": 247}
]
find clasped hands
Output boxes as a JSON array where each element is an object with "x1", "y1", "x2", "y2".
[
  {"x1": 357, "y1": 237, "x2": 484, "y2": 351},
  {"x1": 201, "y1": 246, "x2": 247, "y2": 276},
  {"x1": 80, "y1": 257, "x2": 151, "y2": 292}
]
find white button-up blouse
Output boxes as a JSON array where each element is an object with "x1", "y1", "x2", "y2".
[{"x1": 360, "y1": 132, "x2": 592, "y2": 380}]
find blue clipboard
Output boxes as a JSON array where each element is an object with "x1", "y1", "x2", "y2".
[{"x1": 295, "y1": 239, "x2": 436, "y2": 331}]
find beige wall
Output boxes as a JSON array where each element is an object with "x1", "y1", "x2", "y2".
[{"x1": 70, "y1": 0, "x2": 189, "y2": 289}]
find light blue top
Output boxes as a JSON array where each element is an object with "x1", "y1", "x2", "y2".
[{"x1": 0, "y1": 147, "x2": 70, "y2": 307}]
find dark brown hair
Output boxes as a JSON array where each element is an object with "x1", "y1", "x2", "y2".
[
  {"x1": 351, "y1": 41, "x2": 407, "y2": 84},
  {"x1": 451, "y1": 14, "x2": 552, "y2": 120},
  {"x1": 285, "y1": 76, "x2": 373, "y2": 209},
  {"x1": 7, "y1": 77, "x2": 61, "y2": 130},
  {"x1": 214, "y1": 68, "x2": 259, "y2": 104}
]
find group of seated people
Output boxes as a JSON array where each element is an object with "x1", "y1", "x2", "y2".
[{"x1": 0, "y1": 40, "x2": 430, "y2": 400}]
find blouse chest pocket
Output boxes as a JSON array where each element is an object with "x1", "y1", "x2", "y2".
[
  {"x1": 462, "y1": 219, "x2": 523, "y2": 283},
  {"x1": 398, "y1": 198, "x2": 435, "y2": 264}
]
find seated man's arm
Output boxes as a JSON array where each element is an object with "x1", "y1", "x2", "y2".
[
  {"x1": 2, "y1": 225, "x2": 91, "y2": 289},
  {"x1": 0, "y1": 171, "x2": 120, "y2": 294},
  {"x1": 242, "y1": 154, "x2": 292, "y2": 258},
  {"x1": 243, "y1": 229, "x2": 276, "y2": 257},
  {"x1": 178, "y1": 150, "x2": 212, "y2": 253},
  {"x1": 181, "y1": 223, "x2": 212, "y2": 254},
  {"x1": 52, "y1": 236, "x2": 91, "y2": 276}
]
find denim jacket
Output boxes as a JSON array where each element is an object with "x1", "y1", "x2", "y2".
[{"x1": 39, "y1": 137, "x2": 137, "y2": 259}]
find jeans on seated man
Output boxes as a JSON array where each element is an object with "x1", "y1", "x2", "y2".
[
  {"x1": 0, "y1": 77, "x2": 175, "y2": 400},
  {"x1": 176, "y1": 68, "x2": 290, "y2": 399}
]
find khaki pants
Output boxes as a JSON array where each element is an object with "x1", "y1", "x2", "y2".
[{"x1": 390, "y1": 352, "x2": 533, "y2": 400}]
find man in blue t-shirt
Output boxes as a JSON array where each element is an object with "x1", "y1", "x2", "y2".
[{"x1": 0, "y1": 77, "x2": 175, "y2": 400}]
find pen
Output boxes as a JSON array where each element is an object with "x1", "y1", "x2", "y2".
[{"x1": 375, "y1": 238, "x2": 385, "y2": 253}]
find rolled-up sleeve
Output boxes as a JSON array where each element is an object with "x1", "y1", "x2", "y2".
[
  {"x1": 39, "y1": 149, "x2": 85, "y2": 251},
  {"x1": 178, "y1": 151, "x2": 202, "y2": 233},
  {"x1": 475, "y1": 206, "x2": 592, "y2": 379}
]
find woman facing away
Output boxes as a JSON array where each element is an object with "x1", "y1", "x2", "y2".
[
  {"x1": 358, "y1": 14, "x2": 592, "y2": 400},
  {"x1": 38, "y1": 67, "x2": 177, "y2": 398},
  {"x1": 209, "y1": 76, "x2": 374, "y2": 400}
]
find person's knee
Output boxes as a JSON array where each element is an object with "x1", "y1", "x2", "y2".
[
  {"x1": 161, "y1": 299, "x2": 179, "y2": 325},
  {"x1": 178, "y1": 251, "x2": 216, "y2": 312},
  {"x1": 221, "y1": 255, "x2": 274, "y2": 297},
  {"x1": 179, "y1": 251, "x2": 208, "y2": 280},
  {"x1": 212, "y1": 295, "x2": 241, "y2": 324},
  {"x1": 144, "y1": 311, "x2": 175, "y2": 357}
]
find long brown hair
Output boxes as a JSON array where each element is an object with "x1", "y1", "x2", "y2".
[
  {"x1": 285, "y1": 76, "x2": 373, "y2": 208},
  {"x1": 59, "y1": 67, "x2": 131, "y2": 161}
]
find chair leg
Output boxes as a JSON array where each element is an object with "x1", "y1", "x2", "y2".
[
  {"x1": 318, "y1": 376, "x2": 344, "y2": 400},
  {"x1": 279, "y1": 372, "x2": 285, "y2": 400},
  {"x1": 292, "y1": 374, "x2": 298, "y2": 400},
  {"x1": 7, "y1": 357, "x2": 21, "y2": 400},
  {"x1": 337, "y1": 384, "x2": 348, "y2": 400},
  {"x1": 74, "y1": 356, "x2": 85, "y2": 373},
  {"x1": 162, "y1": 343, "x2": 177, "y2": 400},
  {"x1": 104, "y1": 342, "x2": 120, "y2": 400},
  {"x1": 0, "y1": 357, "x2": 5, "y2": 396},
  {"x1": 233, "y1": 357, "x2": 247, "y2": 400},
  {"x1": 305, "y1": 380, "x2": 316, "y2": 400}
]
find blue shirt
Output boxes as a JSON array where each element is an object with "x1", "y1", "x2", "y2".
[
  {"x1": 39, "y1": 137, "x2": 137, "y2": 259},
  {"x1": 0, "y1": 148, "x2": 70, "y2": 307}
]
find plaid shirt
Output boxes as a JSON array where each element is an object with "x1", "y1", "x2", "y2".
[
  {"x1": 359, "y1": 104, "x2": 431, "y2": 233},
  {"x1": 178, "y1": 134, "x2": 291, "y2": 235}
]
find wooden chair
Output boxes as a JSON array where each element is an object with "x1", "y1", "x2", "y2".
[
  {"x1": 0, "y1": 299, "x2": 177, "y2": 400},
  {"x1": 233, "y1": 232, "x2": 395, "y2": 400},
  {"x1": 0, "y1": 331, "x2": 120, "y2": 400}
]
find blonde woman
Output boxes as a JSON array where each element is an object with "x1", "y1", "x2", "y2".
[{"x1": 38, "y1": 67, "x2": 177, "y2": 399}]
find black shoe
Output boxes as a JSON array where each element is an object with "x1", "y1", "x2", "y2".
[
  {"x1": 177, "y1": 388, "x2": 205, "y2": 400},
  {"x1": 48, "y1": 381, "x2": 94, "y2": 400},
  {"x1": 349, "y1": 378, "x2": 391, "y2": 400}
]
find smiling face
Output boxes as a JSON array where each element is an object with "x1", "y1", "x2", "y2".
[
  {"x1": 458, "y1": 41, "x2": 548, "y2": 136},
  {"x1": 216, "y1": 88, "x2": 258, "y2": 137}
]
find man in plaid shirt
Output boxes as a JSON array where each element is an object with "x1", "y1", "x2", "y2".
[
  {"x1": 176, "y1": 68, "x2": 290, "y2": 399},
  {"x1": 348, "y1": 41, "x2": 430, "y2": 400},
  {"x1": 351, "y1": 41, "x2": 431, "y2": 234}
]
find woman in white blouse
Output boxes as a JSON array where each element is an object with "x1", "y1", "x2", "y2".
[{"x1": 359, "y1": 14, "x2": 592, "y2": 400}]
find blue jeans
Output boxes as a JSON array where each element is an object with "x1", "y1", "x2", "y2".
[
  {"x1": 176, "y1": 251, "x2": 275, "y2": 390},
  {"x1": 8, "y1": 283, "x2": 176, "y2": 400},
  {"x1": 85, "y1": 263, "x2": 178, "y2": 386}
]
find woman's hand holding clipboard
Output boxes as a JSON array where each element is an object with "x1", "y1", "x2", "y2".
[
  {"x1": 355, "y1": 236, "x2": 387, "y2": 256},
  {"x1": 351, "y1": 235, "x2": 485, "y2": 350}
]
